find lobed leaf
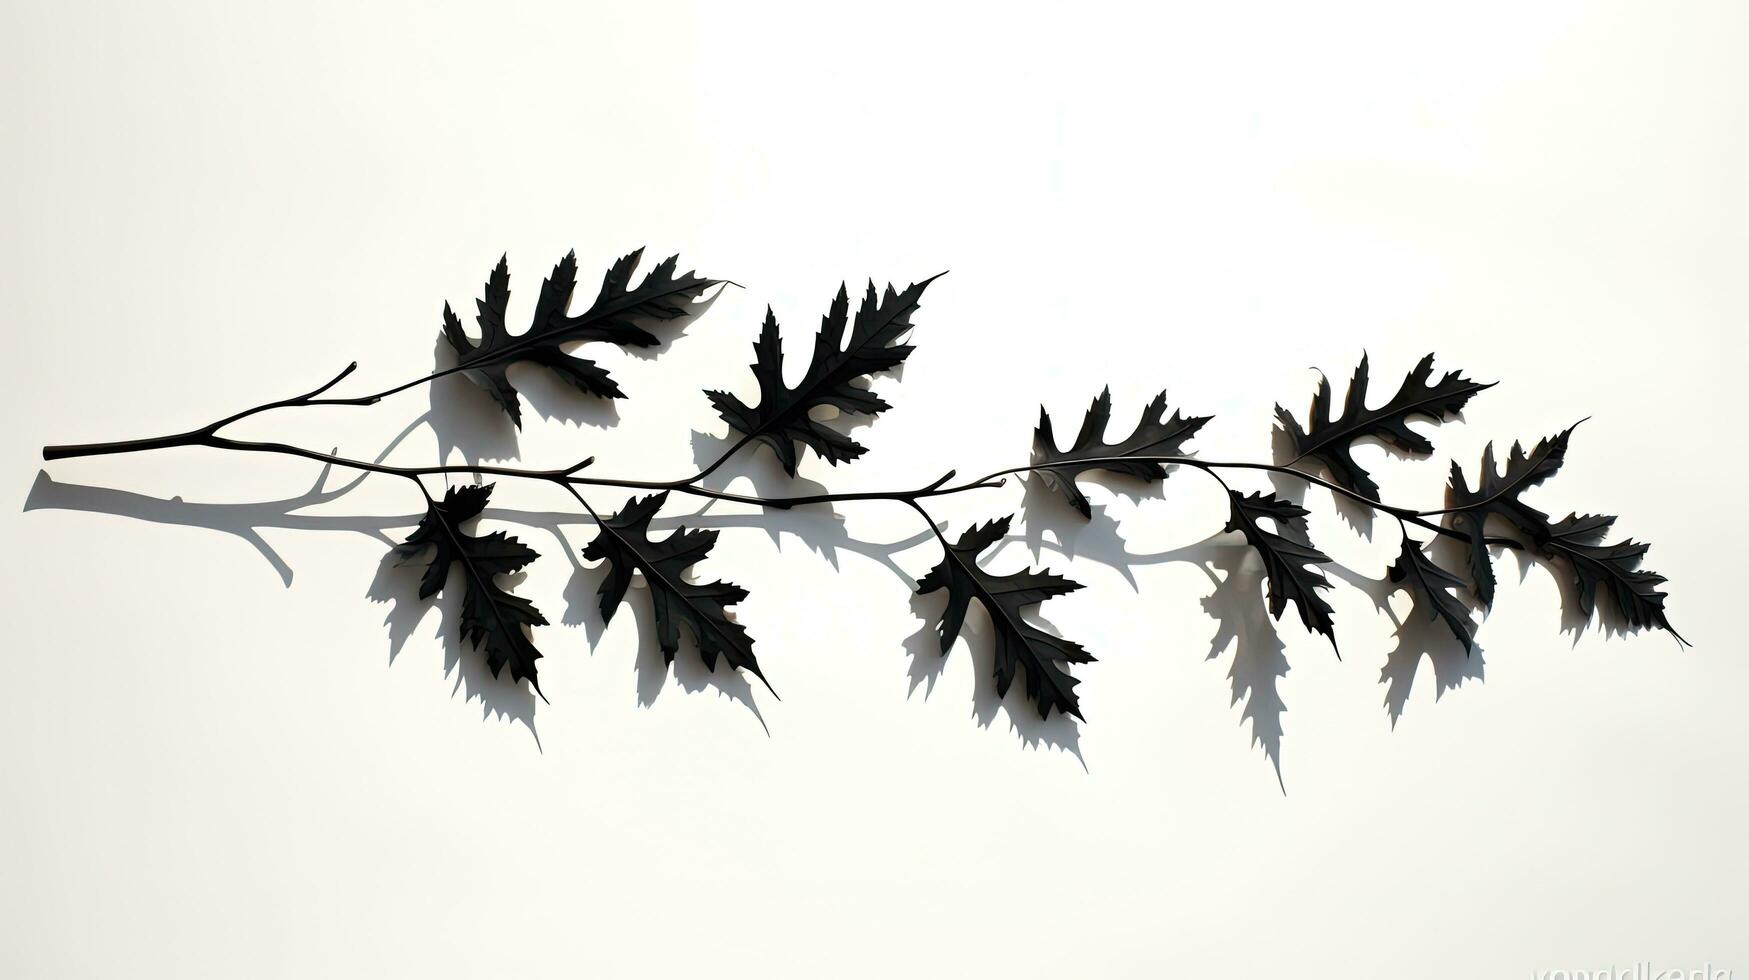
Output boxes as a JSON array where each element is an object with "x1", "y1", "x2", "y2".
[
  {"x1": 1031, "y1": 386, "x2": 1211, "y2": 518},
  {"x1": 707, "y1": 275, "x2": 940, "y2": 476},
  {"x1": 582, "y1": 492, "x2": 769, "y2": 689},
  {"x1": 443, "y1": 249, "x2": 719, "y2": 426},
  {"x1": 395, "y1": 483, "x2": 548, "y2": 696},
  {"x1": 1542, "y1": 513, "x2": 1683, "y2": 642},
  {"x1": 1387, "y1": 537, "x2": 1476, "y2": 654},
  {"x1": 1223, "y1": 491, "x2": 1337, "y2": 650},
  {"x1": 1445, "y1": 427, "x2": 1682, "y2": 642},
  {"x1": 916, "y1": 515, "x2": 1094, "y2": 719},
  {"x1": 1443, "y1": 426, "x2": 1575, "y2": 607},
  {"x1": 1277, "y1": 353, "x2": 1492, "y2": 499}
]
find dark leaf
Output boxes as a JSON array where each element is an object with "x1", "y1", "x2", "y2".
[
  {"x1": 395, "y1": 483, "x2": 548, "y2": 696},
  {"x1": 916, "y1": 515, "x2": 1094, "y2": 719},
  {"x1": 443, "y1": 249, "x2": 719, "y2": 426},
  {"x1": 1443, "y1": 425, "x2": 1574, "y2": 607},
  {"x1": 1277, "y1": 353, "x2": 1493, "y2": 498},
  {"x1": 1224, "y1": 492, "x2": 1337, "y2": 650},
  {"x1": 1388, "y1": 537, "x2": 1476, "y2": 654},
  {"x1": 1032, "y1": 387, "x2": 1212, "y2": 517},
  {"x1": 1446, "y1": 427, "x2": 1683, "y2": 642},
  {"x1": 1542, "y1": 513, "x2": 1684, "y2": 643},
  {"x1": 582, "y1": 492, "x2": 769, "y2": 689},
  {"x1": 707, "y1": 274, "x2": 940, "y2": 476}
]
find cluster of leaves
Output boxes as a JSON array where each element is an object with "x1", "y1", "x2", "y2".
[
  {"x1": 30, "y1": 243, "x2": 1674, "y2": 744},
  {"x1": 392, "y1": 248, "x2": 1683, "y2": 730}
]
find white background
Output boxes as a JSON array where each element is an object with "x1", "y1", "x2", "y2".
[{"x1": 3, "y1": 2, "x2": 1745, "y2": 977}]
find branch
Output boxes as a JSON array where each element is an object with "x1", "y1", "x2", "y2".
[
  {"x1": 43, "y1": 389, "x2": 1514, "y2": 551},
  {"x1": 43, "y1": 362, "x2": 377, "y2": 462}
]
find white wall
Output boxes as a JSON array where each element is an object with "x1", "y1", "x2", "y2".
[{"x1": 3, "y1": 2, "x2": 1744, "y2": 977}]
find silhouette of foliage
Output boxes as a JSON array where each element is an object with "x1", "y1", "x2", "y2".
[{"x1": 36, "y1": 248, "x2": 1686, "y2": 759}]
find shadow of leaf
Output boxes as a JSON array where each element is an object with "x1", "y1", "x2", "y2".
[
  {"x1": 1198, "y1": 544, "x2": 1290, "y2": 789},
  {"x1": 426, "y1": 336, "x2": 523, "y2": 467},
  {"x1": 686, "y1": 429, "x2": 851, "y2": 565},
  {"x1": 1268, "y1": 417, "x2": 1377, "y2": 539},
  {"x1": 1372, "y1": 533, "x2": 1487, "y2": 725},
  {"x1": 1018, "y1": 473, "x2": 1149, "y2": 590}
]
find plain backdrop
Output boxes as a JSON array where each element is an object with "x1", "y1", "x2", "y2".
[{"x1": 3, "y1": 2, "x2": 1745, "y2": 977}]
